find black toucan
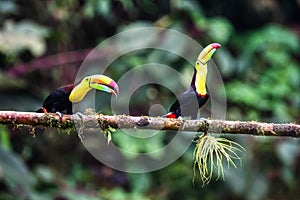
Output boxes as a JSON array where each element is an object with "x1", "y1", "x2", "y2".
[
  {"x1": 166, "y1": 43, "x2": 221, "y2": 119},
  {"x1": 36, "y1": 74, "x2": 119, "y2": 114}
]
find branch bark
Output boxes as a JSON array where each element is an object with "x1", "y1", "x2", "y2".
[{"x1": 0, "y1": 111, "x2": 299, "y2": 137}]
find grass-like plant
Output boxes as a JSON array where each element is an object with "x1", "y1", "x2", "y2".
[{"x1": 193, "y1": 134, "x2": 245, "y2": 186}]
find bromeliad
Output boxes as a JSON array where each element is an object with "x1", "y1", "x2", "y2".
[
  {"x1": 36, "y1": 74, "x2": 119, "y2": 114},
  {"x1": 166, "y1": 43, "x2": 221, "y2": 119}
]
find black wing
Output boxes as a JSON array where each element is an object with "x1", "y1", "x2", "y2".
[
  {"x1": 39, "y1": 86, "x2": 73, "y2": 114},
  {"x1": 169, "y1": 88, "x2": 209, "y2": 119}
]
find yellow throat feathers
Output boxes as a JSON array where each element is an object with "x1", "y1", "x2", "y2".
[
  {"x1": 195, "y1": 64, "x2": 208, "y2": 96},
  {"x1": 69, "y1": 82, "x2": 92, "y2": 103}
]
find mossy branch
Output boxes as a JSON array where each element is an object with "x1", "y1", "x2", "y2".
[{"x1": 0, "y1": 111, "x2": 299, "y2": 137}]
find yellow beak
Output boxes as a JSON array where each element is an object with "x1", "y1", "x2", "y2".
[
  {"x1": 69, "y1": 74, "x2": 119, "y2": 103},
  {"x1": 90, "y1": 75, "x2": 119, "y2": 95},
  {"x1": 198, "y1": 43, "x2": 221, "y2": 64}
]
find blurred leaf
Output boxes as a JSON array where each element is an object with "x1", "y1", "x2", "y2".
[
  {"x1": 276, "y1": 141, "x2": 299, "y2": 167},
  {"x1": 64, "y1": 191, "x2": 100, "y2": 200},
  {"x1": 100, "y1": 188, "x2": 151, "y2": 200},
  {"x1": 273, "y1": 103, "x2": 292, "y2": 122},
  {"x1": 242, "y1": 24, "x2": 299, "y2": 53},
  {"x1": 114, "y1": 130, "x2": 164, "y2": 159},
  {"x1": 216, "y1": 48, "x2": 236, "y2": 77},
  {"x1": 0, "y1": 0, "x2": 17, "y2": 14},
  {"x1": 281, "y1": 167, "x2": 296, "y2": 188},
  {"x1": 172, "y1": 0, "x2": 203, "y2": 15},
  {"x1": 128, "y1": 173, "x2": 151, "y2": 193},
  {"x1": 114, "y1": 131, "x2": 141, "y2": 158},
  {"x1": 225, "y1": 167, "x2": 247, "y2": 195},
  {"x1": 226, "y1": 82, "x2": 259, "y2": 107},
  {"x1": 0, "y1": 20, "x2": 49, "y2": 56},
  {"x1": 82, "y1": 0, "x2": 112, "y2": 19},
  {"x1": 34, "y1": 165, "x2": 56, "y2": 183},
  {"x1": 0, "y1": 145, "x2": 33, "y2": 199},
  {"x1": 246, "y1": 175, "x2": 268, "y2": 200},
  {"x1": 264, "y1": 49, "x2": 290, "y2": 66},
  {"x1": 207, "y1": 17, "x2": 233, "y2": 44},
  {"x1": 0, "y1": 125, "x2": 11, "y2": 151},
  {"x1": 287, "y1": 62, "x2": 300, "y2": 88},
  {"x1": 264, "y1": 25, "x2": 299, "y2": 52},
  {"x1": 173, "y1": 0, "x2": 205, "y2": 28}
]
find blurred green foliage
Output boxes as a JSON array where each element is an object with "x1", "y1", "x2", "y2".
[
  {"x1": 226, "y1": 24, "x2": 300, "y2": 122},
  {"x1": 0, "y1": 0, "x2": 300, "y2": 199}
]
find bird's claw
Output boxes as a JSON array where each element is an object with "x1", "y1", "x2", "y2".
[
  {"x1": 197, "y1": 117, "x2": 208, "y2": 123},
  {"x1": 55, "y1": 111, "x2": 63, "y2": 122},
  {"x1": 76, "y1": 112, "x2": 85, "y2": 119},
  {"x1": 177, "y1": 116, "x2": 186, "y2": 129}
]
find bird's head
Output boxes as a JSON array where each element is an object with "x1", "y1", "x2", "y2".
[
  {"x1": 69, "y1": 74, "x2": 119, "y2": 103},
  {"x1": 193, "y1": 43, "x2": 221, "y2": 96},
  {"x1": 195, "y1": 43, "x2": 221, "y2": 69}
]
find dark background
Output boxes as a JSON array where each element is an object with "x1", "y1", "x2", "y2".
[{"x1": 0, "y1": 0, "x2": 299, "y2": 199}]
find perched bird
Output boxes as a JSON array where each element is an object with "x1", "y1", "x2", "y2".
[
  {"x1": 36, "y1": 74, "x2": 119, "y2": 114},
  {"x1": 166, "y1": 43, "x2": 221, "y2": 119}
]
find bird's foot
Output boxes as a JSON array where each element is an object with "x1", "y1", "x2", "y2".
[
  {"x1": 177, "y1": 116, "x2": 187, "y2": 129},
  {"x1": 55, "y1": 111, "x2": 63, "y2": 122},
  {"x1": 76, "y1": 112, "x2": 85, "y2": 119},
  {"x1": 197, "y1": 117, "x2": 208, "y2": 122}
]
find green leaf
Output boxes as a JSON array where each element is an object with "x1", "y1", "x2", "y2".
[
  {"x1": 0, "y1": 145, "x2": 33, "y2": 199},
  {"x1": 246, "y1": 175, "x2": 268, "y2": 200},
  {"x1": 0, "y1": 0, "x2": 17, "y2": 14},
  {"x1": 128, "y1": 173, "x2": 151, "y2": 193},
  {"x1": 226, "y1": 82, "x2": 259, "y2": 106},
  {"x1": 207, "y1": 17, "x2": 233, "y2": 44},
  {"x1": 216, "y1": 48, "x2": 236, "y2": 77},
  {"x1": 277, "y1": 141, "x2": 299, "y2": 167},
  {"x1": 264, "y1": 24, "x2": 299, "y2": 51},
  {"x1": 0, "y1": 125, "x2": 11, "y2": 151}
]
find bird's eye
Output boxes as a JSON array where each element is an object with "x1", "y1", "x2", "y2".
[
  {"x1": 196, "y1": 60, "x2": 200, "y2": 65},
  {"x1": 85, "y1": 78, "x2": 89, "y2": 81}
]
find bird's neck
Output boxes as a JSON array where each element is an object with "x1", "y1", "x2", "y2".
[
  {"x1": 191, "y1": 66, "x2": 207, "y2": 96},
  {"x1": 69, "y1": 83, "x2": 92, "y2": 103}
]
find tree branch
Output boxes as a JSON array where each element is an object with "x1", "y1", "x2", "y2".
[{"x1": 0, "y1": 111, "x2": 299, "y2": 137}]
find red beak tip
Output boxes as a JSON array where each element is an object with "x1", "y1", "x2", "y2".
[
  {"x1": 212, "y1": 43, "x2": 221, "y2": 49},
  {"x1": 110, "y1": 82, "x2": 119, "y2": 94}
]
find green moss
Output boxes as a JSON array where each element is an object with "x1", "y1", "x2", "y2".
[
  {"x1": 29, "y1": 126, "x2": 36, "y2": 137},
  {"x1": 97, "y1": 119, "x2": 116, "y2": 144}
]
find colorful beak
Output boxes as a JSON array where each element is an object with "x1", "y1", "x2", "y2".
[
  {"x1": 198, "y1": 43, "x2": 221, "y2": 64},
  {"x1": 89, "y1": 74, "x2": 119, "y2": 96},
  {"x1": 89, "y1": 83, "x2": 118, "y2": 97}
]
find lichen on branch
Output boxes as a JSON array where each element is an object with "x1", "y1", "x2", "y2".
[{"x1": 0, "y1": 111, "x2": 299, "y2": 137}]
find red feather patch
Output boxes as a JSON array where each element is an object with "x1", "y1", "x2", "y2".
[
  {"x1": 198, "y1": 93, "x2": 207, "y2": 98},
  {"x1": 167, "y1": 113, "x2": 177, "y2": 118}
]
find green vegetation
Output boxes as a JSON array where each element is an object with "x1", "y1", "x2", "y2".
[{"x1": 0, "y1": 0, "x2": 299, "y2": 199}]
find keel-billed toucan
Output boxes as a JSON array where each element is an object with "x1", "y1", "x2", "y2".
[
  {"x1": 166, "y1": 43, "x2": 221, "y2": 119},
  {"x1": 36, "y1": 74, "x2": 119, "y2": 114}
]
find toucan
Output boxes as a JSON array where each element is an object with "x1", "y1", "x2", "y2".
[
  {"x1": 166, "y1": 43, "x2": 221, "y2": 119},
  {"x1": 36, "y1": 74, "x2": 119, "y2": 114}
]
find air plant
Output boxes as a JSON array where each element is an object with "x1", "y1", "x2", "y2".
[{"x1": 193, "y1": 134, "x2": 245, "y2": 186}]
